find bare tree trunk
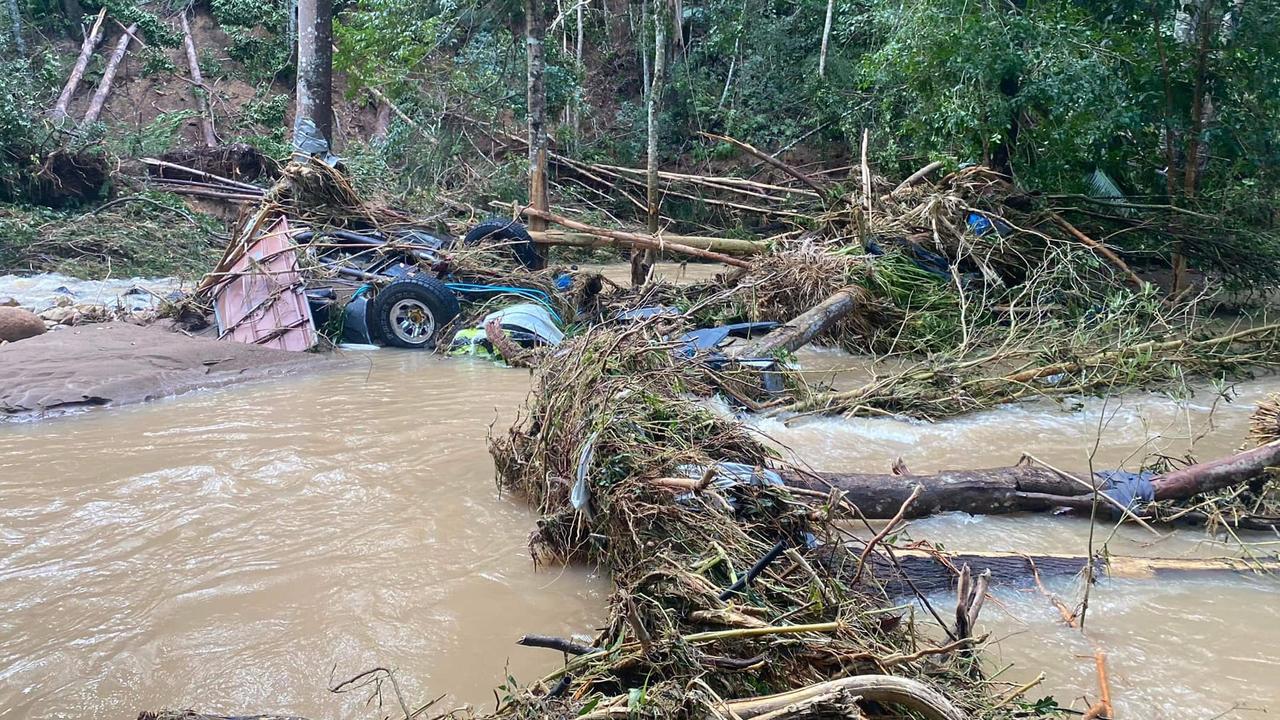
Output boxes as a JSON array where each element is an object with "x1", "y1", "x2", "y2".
[
  {"x1": 525, "y1": 0, "x2": 550, "y2": 269},
  {"x1": 295, "y1": 0, "x2": 334, "y2": 144},
  {"x1": 633, "y1": 5, "x2": 666, "y2": 286},
  {"x1": 639, "y1": 0, "x2": 650, "y2": 99},
  {"x1": 818, "y1": 0, "x2": 835, "y2": 78},
  {"x1": 5, "y1": 0, "x2": 25, "y2": 54},
  {"x1": 51, "y1": 8, "x2": 106, "y2": 122},
  {"x1": 180, "y1": 11, "x2": 217, "y2": 147},
  {"x1": 82, "y1": 24, "x2": 138, "y2": 125},
  {"x1": 718, "y1": 36, "x2": 738, "y2": 109}
]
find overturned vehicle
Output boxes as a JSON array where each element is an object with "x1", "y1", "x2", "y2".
[{"x1": 203, "y1": 215, "x2": 555, "y2": 352}]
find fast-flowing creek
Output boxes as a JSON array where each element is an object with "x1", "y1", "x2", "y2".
[{"x1": 2, "y1": 329, "x2": 1279, "y2": 718}]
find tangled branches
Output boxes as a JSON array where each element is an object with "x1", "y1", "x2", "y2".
[{"x1": 486, "y1": 321, "x2": 1016, "y2": 720}]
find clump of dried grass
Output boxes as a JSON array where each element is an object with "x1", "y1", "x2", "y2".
[{"x1": 1250, "y1": 393, "x2": 1280, "y2": 447}]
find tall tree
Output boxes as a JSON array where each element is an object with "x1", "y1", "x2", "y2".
[
  {"x1": 633, "y1": 2, "x2": 667, "y2": 286},
  {"x1": 5, "y1": 0, "x2": 25, "y2": 54},
  {"x1": 818, "y1": 0, "x2": 835, "y2": 77},
  {"x1": 526, "y1": 0, "x2": 550, "y2": 269},
  {"x1": 296, "y1": 0, "x2": 334, "y2": 145}
]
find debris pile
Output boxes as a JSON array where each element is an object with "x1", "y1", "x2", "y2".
[{"x1": 488, "y1": 319, "x2": 990, "y2": 720}]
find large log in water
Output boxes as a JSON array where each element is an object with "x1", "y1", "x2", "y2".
[
  {"x1": 782, "y1": 465, "x2": 1080, "y2": 518},
  {"x1": 782, "y1": 439, "x2": 1280, "y2": 521}
]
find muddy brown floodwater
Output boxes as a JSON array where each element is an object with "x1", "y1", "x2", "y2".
[
  {"x1": 754, "y1": 348, "x2": 1280, "y2": 717},
  {"x1": 2, "y1": 316, "x2": 1279, "y2": 719},
  {"x1": 0, "y1": 351, "x2": 604, "y2": 720}
]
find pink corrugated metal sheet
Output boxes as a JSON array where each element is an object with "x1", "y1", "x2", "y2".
[{"x1": 212, "y1": 216, "x2": 318, "y2": 352}]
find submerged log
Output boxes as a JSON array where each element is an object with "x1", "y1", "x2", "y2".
[{"x1": 861, "y1": 550, "x2": 1280, "y2": 598}]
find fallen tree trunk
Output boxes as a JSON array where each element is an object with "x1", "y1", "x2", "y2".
[
  {"x1": 1152, "y1": 438, "x2": 1280, "y2": 500},
  {"x1": 731, "y1": 287, "x2": 863, "y2": 358},
  {"x1": 82, "y1": 23, "x2": 138, "y2": 125},
  {"x1": 179, "y1": 11, "x2": 217, "y2": 147},
  {"x1": 514, "y1": 206, "x2": 753, "y2": 268},
  {"x1": 51, "y1": 8, "x2": 107, "y2": 122},
  {"x1": 782, "y1": 439, "x2": 1280, "y2": 522},
  {"x1": 782, "y1": 464, "x2": 1080, "y2": 518},
  {"x1": 528, "y1": 229, "x2": 765, "y2": 256},
  {"x1": 699, "y1": 131, "x2": 828, "y2": 198}
]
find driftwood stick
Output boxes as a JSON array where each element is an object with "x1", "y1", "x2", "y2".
[
  {"x1": 699, "y1": 131, "x2": 827, "y2": 197},
  {"x1": 887, "y1": 160, "x2": 944, "y2": 198},
  {"x1": 514, "y1": 206, "x2": 753, "y2": 268},
  {"x1": 51, "y1": 8, "x2": 106, "y2": 122},
  {"x1": 851, "y1": 484, "x2": 921, "y2": 585},
  {"x1": 179, "y1": 11, "x2": 217, "y2": 147},
  {"x1": 82, "y1": 23, "x2": 138, "y2": 125},
  {"x1": 516, "y1": 634, "x2": 596, "y2": 655}
]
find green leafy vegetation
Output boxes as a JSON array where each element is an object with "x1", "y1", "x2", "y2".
[
  {"x1": 211, "y1": 0, "x2": 292, "y2": 82},
  {"x1": 0, "y1": 194, "x2": 223, "y2": 278}
]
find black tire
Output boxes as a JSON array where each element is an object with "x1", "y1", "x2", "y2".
[
  {"x1": 462, "y1": 218, "x2": 542, "y2": 270},
  {"x1": 369, "y1": 274, "x2": 461, "y2": 349}
]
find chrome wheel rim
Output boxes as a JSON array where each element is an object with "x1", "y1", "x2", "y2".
[{"x1": 389, "y1": 298, "x2": 436, "y2": 345}]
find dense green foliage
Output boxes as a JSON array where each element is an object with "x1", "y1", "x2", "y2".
[
  {"x1": 1, "y1": 0, "x2": 1277, "y2": 280},
  {"x1": 333, "y1": 0, "x2": 1278, "y2": 215}
]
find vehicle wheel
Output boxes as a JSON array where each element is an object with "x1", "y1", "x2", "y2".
[
  {"x1": 369, "y1": 275, "x2": 461, "y2": 349},
  {"x1": 462, "y1": 218, "x2": 542, "y2": 270}
]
